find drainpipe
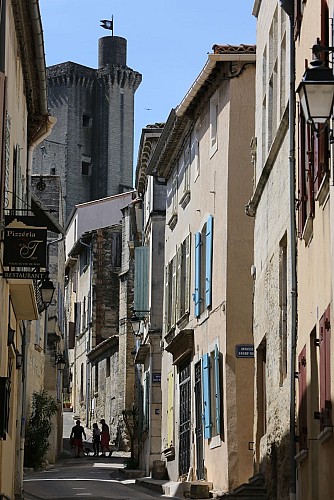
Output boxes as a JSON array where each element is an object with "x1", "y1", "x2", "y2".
[
  {"x1": 79, "y1": 238, "x2": 93, "y2": 427},
  {"x1": 280, "y1": 2, "x2": 297, "y2": 499}
]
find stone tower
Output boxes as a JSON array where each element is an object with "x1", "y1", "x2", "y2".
[{"x1": 33, "y1": 36, "x2": 142, "y2": 222}]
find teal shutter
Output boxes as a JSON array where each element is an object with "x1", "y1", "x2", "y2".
[
  {"x1": 134, "y1": 246, "x2": 149, "y2": 314},
  {"x1": 205, "y1": 215, "x2": 213, "y2": 307},
  {"x1": 214, "y1": 345, "x2": 220, "y2": 435},
  {"x1": 195, "y1": 232, "x2": 201, "y2": 317},
  {"x1": 202, "y1": 353, "x2": 212, "y2": 439}
]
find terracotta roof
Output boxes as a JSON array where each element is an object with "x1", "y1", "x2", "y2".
[{"x1": 212, "y1": 44, "x2": 256, "y2": 54}]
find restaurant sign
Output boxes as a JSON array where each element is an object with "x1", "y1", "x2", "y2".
[{"x1": 4, "y1": 216, "x2": 47, "y2": 269}]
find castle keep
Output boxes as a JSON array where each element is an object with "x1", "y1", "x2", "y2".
[{"x1": 33, "y1": 36, "x2": 142, "y2": 221}]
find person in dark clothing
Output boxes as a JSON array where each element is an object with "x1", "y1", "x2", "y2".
[
  {"x1": 100, "y1": 418, "x2": 112, "y2": 457},
  {"x1": 70, "y1": 420, "x2": 86, "y2": 458},
  {"x1": 92, "y1": 422, "x2": 101, "y2": 456}
]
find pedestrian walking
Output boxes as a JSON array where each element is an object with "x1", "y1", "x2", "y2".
[
  {"x1": 92, "y1": 422, "x2": 101, "y2": 456},
  {"x1": 70, "y1": 419, "x2": 86, "y2": 458},
  {"x1": 100, "y1": 418, "x2": 112, "y2": 457}
]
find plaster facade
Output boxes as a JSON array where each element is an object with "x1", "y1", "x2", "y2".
[
  {"x1": 249, "y1": 2, "x2": 292, "y2": 498},
  {"x1": 150, "y1": 47, "x2": 256, "y2": 493}
]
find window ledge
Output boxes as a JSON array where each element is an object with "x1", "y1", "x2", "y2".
[
  {"x1": 318, "y1": 426, "x2": 333, "y2": 444},
  {"x1": 167, "y1": 212, "x2": 178, "y2": 230},
  {"x1": 295, "y1": 449, "x2": 308, "y2": 463},
  {"x1": 176, "y1": 312, "x2": 190, "y2": 329},
  {"x1": 209, "y1": 435, "x2": 221, "y2": 449},
  {"x1": 179, "y1": 190, "x2": 191, "y2": 209}
]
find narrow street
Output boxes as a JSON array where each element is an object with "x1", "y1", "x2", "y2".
[{"x1": 23, "y1": 412, "x2": 169, "y2": 500}]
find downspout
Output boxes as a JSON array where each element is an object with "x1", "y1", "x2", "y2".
[
  {"x1": 280, "y1": 2, "x2": 297, "y2": 498},
  {"x1": 80, "y1": 238, "x2": 93, "y2": 427}
]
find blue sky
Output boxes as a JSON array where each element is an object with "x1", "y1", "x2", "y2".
[{"x1": 39, "y1": 0, "x2": 256, "y2": 161}]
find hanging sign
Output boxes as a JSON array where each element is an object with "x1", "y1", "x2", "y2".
[{"x1": 4, "y1": 216, "x2": 47, "y2": 268}]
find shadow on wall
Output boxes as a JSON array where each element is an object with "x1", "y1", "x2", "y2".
[{"x1": 259, "y1": 432, "x2": 290, "y2": 500}]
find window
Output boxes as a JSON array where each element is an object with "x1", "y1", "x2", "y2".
[
  {"x1": 194, "y1": 215, "x2": 213, "y2": 317},
  {"x1": 95, "y1": 363, "x2": 99, "y2": 394},
  {"x1": 106, "y1": 357, "x2": 110, "y2": 378},
  {"x1": 183, "y1": 139, "x2": 190, "y2": 193},
  {"x1": 319, "y1": 305, "x2": 331, "y2": 429},
  {"x1": 143, "y1": 371, "x2": 150, "y2": 430},
  {"x1": 209, "y1": 93, "x2": 218, "y2": 157},
  {"x1": 165, "y1": 235, "x2": 191, "y2": 332},
  {"x1": 297, "y1": 111, "x2": 329, "y2": 238},
  {"x1": 74, "y1": 301, "x2": 81, "y2": 336},
  {"x1": 167, "y1": 370, "x2": 174, "y2": 447},
  {"x1": 80, "y1": 246, "x2": 89, "y2": 273},
  {"x1": 279, "y1": 233, "x2": 287, "y2": 384},
  {"x1": 80, "y1": 363, "x2": 84, "y2": 401},
  {"x1": 134, "y1": 246, "x2": 149, "y2": 316},
  {"x1": 192, "y1": 126, "x2": 201, "y2": 181},
  {"x1": 82, "y1": 114, "x2": 92, "y2": 127},
  {"x1": 82, "y1": 161, "x2": 91, "y2": 176},
  {"x1": 165, "y1": 255, "x2": 177, "y2": 331},
  {"x1": 257, "y1": 338, "x2": 267, "y2": 438},
  {"x1": 298, "y1": 345, "x2": 307, "y2": 450},
  {"x1": 202, "y1": 345, "x2": 221, "y2": 439},
  {"x1": 177, "y1": 235, "x2": 191, "y2": 321}
]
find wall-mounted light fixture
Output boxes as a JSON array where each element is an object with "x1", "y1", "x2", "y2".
[
  {"x1": 296, "y1": 47, "x2": 334, "y2": 134},
  {"x1": 56, "y1": 353, "x2": 66, "y2": 371},
  {"x1": 40, "y1": 276, "x2": 56, "y2": 307},
  {"x1": 130, "y1": 314, "x2": 141, "y2": 336},
  {"x1": 16, "y1": 351, "x2": 23, "y2": 369}
]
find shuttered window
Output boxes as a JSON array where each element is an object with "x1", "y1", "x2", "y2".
[
  {"x1": 205, "y1": 215, "x2": 213, "y2": 307},
  {"x1": 134, "y1": 246, "x2": 149, "y2": 315},
  {"x1": 319, "y1": 305, "x2": 331, "y2": 429},
  {"x1": 143, "y1": 372, "x2": 150, "y2": 431},
  {"x1": 194, "y1": 216, "x2": 214, "y2": 317},
  {"x1": 167, "y1": 370, "x2": 174, "y2": 446},
  {"x1": 202, "y1": 353, "x2": 212, "y2": 439},
  {"x1": 298, "y1": 345, "x2": 307, "y2": 450},
  {"x1": 202, "y1": 347, "x2": 222, "y2": 440},
  {"x1": 68, "y1": 322, "x2": 75, "y2": 349},
  {"x1": 214, "y1": 345, "x2": 221, "y2": 435},
  {"x1": 194, "y1": 232, "x2": 201, "y2": 317}
]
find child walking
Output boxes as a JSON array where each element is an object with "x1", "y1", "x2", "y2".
[{"x1": 92, "y1": 422, "x2": 101, "y2": 456}]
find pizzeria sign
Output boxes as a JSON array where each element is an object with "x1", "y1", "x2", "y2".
[{"x1": 4, "y1": 217, "x2": 47, "y2": 269}]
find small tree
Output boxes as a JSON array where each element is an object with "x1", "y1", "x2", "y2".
[{"x1": 24, "y1": 390, "x2": 58, "y2": 469}]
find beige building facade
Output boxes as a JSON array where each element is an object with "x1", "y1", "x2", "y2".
[
  {"x1": 0, "y1": 1, "x2": 60, "y2": 498},
  {"x1": 294, "y1": 0, "x2": 334, "y2": 498},
  {"x1": 150, "y1": 46, "x2": 256, "y2": 494},
  {"x1": 249, "y1": 2, "x2": 293, "y2": 498}
]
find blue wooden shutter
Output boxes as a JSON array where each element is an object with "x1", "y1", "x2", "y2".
[
  {"x1": 195, "y1": 232, "x2": 201, "y2": 317},
  {"x1": 134, "y1": 246, "x2": 149, "y2": 314},
  {"x1": 205, "y1": 215, "x2": 213, "y2": 307},
  {"x1": 214, "y1": 345, "x2": 220, "y2": 435},
  {"x1": 202, "y1": 353, "x2": 212, "y2": 439}
]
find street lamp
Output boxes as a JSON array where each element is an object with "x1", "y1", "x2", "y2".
[
  {"x1": 130, "y1": 314, "x2": 141, "y2": 336},
  {"x1": 40, "y1": 277, "x2": 56, "y2": 307},
  {"x1": 56, "y1": 354, "x2": 66, "y2": 371},
  {"x1": 296, "y1": 57, "x2": 334, "y2": 132}
]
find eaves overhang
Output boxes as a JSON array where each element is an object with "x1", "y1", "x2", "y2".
[
  {"x1": 12, "y1": 0, "x2": 49, "y2": 142},
  {"x1": 148, "y1": 47, "x2": 256, "y2": 181},
  {"x1": 165, "y1": 329, "x2": 194, "y2": 365},
  {"x1": 7, "y1": 279, "x2": 39, "y2": 320},
  {"x1": 87, "y1": 335, "x2": 119, "y2": 363},
  {"x1": 31, "y1": 193, "x2": 64, "y2": 235}
]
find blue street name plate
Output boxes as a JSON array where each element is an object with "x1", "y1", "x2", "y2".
[{"x1": 235, "y1": 344, "x2": 254, "y2": 358}]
